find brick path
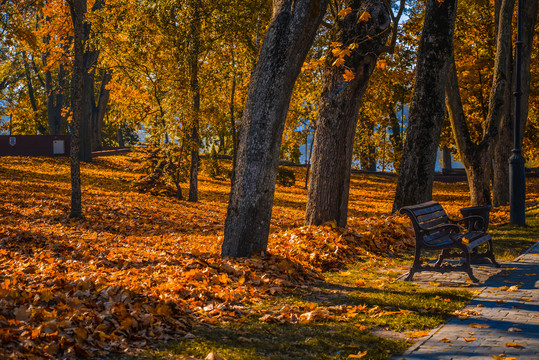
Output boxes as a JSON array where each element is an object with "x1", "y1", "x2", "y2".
[{"x1": 392, "y1": 242, "x2": 539, "y2": 360}]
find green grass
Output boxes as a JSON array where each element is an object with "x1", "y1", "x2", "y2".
[{"x1": 490, "y1": 206, "x2": 539, "y2": 260}]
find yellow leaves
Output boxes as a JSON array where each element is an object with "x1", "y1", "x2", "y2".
[
  {"x1": 338, "y1": 7, "x2": 352, "y2": 17},
  {"x1": 499, "y1": 285, "x2": 519, "y2": 291},
  {"x1": 357, "y1": 11, "x2": 371, "y2": 23},
  {"x1": 463, "y1": 337, "x2": 477, "y2": 342},
  {"x1": 218, "y1": 273, "x2": 229, "y2": 284},
  {"x1": 333, "y1": 57, "x2": 346, "y2": 67},
  {"x1": 343, "y1": 69, "x2": 355, "y2": 81},
  {"x1": 505, "y1": 342, "x2": 524, "y2": 348},
  {"x1": 469, "y1": 323, "x2": 490, "y2": 329},
  {"x1": 376, "y1": 60, "x2": 387, "y2": 69},
  {"x1": 492, "y1": 355, "x2": 516, "y2": 360},
  {"x1": 408, "y1": 330, "x2": 429, "y2": 338},
  {"x1": 348, "y1": 350, "x2": 367, "y2": 358},
  {"x1": 434, "y1": 296, "x2": 451, "y2": 302}
]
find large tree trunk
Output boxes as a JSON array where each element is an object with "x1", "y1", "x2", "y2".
[
  {"x1": 188, "y1": 0, "x2": 201, "y2": 203},
  {"x1": 492, "y1": 0, "x2": 537, "y2": 206},
  {"x1": 305, "y1": 0, "x2": 391, "y2": 227},
  {"x1": 69, "y1": 0, "x2": 84, "y2": 218},
  {"x1": 79, "y1": 0, "x2": 103, "y2": 162},
  {"x1": 392, "y1": 0, "x2": 458, "y2": 212},
  {"x1": 222, "y1": 0, "x2": 329, "y2": 258},
  {"x1": 446, "y1": 0, "x2": 515, "y2": 207}
]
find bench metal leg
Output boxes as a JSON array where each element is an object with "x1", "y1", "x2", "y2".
[
  {"x1": 405, "y1": 246, "x2": 422, "y2": 281},
  {"x1": 486, "y1": 239, "x2": 501, "y2": 268},
  {"x1": 462, "y1": 247, "x2": 480, "y2": 283}
]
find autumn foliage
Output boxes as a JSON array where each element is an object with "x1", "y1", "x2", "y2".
[{"x1": 1, "y1": 155, "x2": 538, "y2": 358}]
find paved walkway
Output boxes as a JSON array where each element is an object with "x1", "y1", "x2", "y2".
[{"x1": 393, "y1": 242, "x2": 539, "y2": 360}]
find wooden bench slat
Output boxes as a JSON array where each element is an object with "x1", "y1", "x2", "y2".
[
  {"x1": 412, "y1": 204, "x2": 444, "y2": 216},
  {"x1": 420, "y1": 216, "x2": 450, "y2": 229},
  {"x1": 416, "y1": 209, "x2": 448, "y2": 223}
]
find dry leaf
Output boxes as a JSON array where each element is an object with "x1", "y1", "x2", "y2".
[
  {"x1": 348, "y1": 350, "x2": 367, "y2": 358},
  {"x1": 469, "y1": 323, "x2": 490, "y2": 328},
  {"x1": 505, "y1": 342, "x2": 523, "y2": 348}
]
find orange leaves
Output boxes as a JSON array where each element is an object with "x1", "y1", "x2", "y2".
[
  {"x1": 357, "y1": 11, "x2": 372, "y2": 23},
  {"x1": 338, "y1": 7, "x2": 352, "y2": 17},
  {"x1": 343, "y1": 69, "x2": 355, "y2": 81},
  {"x1": 1, "y1": 155, "x2": 538, "y2": 358}
]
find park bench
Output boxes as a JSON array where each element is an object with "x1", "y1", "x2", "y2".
[{"x1": 400, "y1": 201, "x2": 500, "y2": 282}]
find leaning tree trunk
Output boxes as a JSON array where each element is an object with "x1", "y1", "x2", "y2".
[
  {"x1": 392, "y1": 0, "x2": 458, "y2": 212},
  {"x1": 445, "y1": 0, "x2": 515, "y2": 207},
  {"x1": 222, "y1": 0, "x2": 329, "y2": 258},
  {"x1": 69, "y1": 0, "x2": 84, "y2": 218},
  {"x1": 305, "y1": 0, "x2": 391, "y2": 227},
  {"x1": 492, "y1": 0, "x2": 537, "y2": 206}
]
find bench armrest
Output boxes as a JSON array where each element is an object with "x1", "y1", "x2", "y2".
[{"x1": 454, "y1": 215, "x2": 485, "y2": 231}]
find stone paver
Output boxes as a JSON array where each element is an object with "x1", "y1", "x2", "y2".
[{"x1": 392, "y1": 241, "x2": 539, "y2": 360}]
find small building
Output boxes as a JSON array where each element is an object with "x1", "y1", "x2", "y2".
[{"x1": 0, "y1": 135, "x2": 71, "y2": 157}]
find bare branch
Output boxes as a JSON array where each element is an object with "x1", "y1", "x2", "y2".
[{"x1": 382, "y1": 0, "x2": 406, "y2": 54}]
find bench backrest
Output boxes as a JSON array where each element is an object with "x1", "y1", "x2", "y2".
[{"x1": 400, "y1": 201, "x2": 453, "y2": 245}]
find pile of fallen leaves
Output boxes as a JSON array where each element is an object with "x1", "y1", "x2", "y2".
[{"x1": 269, "y1": 215, "x2": 415, "y2": 272}]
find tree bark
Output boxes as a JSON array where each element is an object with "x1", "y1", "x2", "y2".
[
  {"x1": 305, "y1": 0, "x2": 391, "y2": 227},
  {"x1": 91, "y1": 70, "x2": 112, "y2": 151},
  {"x1": 446, "y1": 0, "x2": 515, "y2": 207},
  {"x1": 188, "y1": 0, "x2": 201, "y2": 203},
  {"x1": 79, "y1": 0, "x2": 104, "y2": 162},
  {"x1": 492, "y1": 0, "x2": 537, "y2": 206},
  {"x1": 22, "y1": 52, "x2": 38, "y2": 113},
  {"x1": 222, "y1": 0, "x2": 329, "y2": 258},
  {"x1": 442, "y1": 146, "x2": 452, "y2": 170},
  {"x1": 392, "y1": 0, "x2": 457, "y2": 212},
  {"x1": 69, "y1": 0, "x2": 84, "y2": 218}
]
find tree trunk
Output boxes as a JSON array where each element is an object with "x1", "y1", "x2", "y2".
[
  {"x1": 188, "y1": 0, "x2": 201, "y2": 203},
  {"x1": 92, "y1": 70, "x2": 112, "y2": 151},
  {"x1": 80, "y1": 68, "x2": 94, "y2": 162},
  {"x1": 222, "y1": 0, "x2": 329, "y2": 258},
  {"x1": 79, "y1": 0, "x2": 103, "y2": 162},
  {"x1": 392, "y1": 0, "x2": 457, "y2": 212},
  {"x1": 442, "y1": 146, "x2": 452, "y2": 170},
  {"x1": 492, "y1": 0, "x2": 537, "y2": 206},
  {"x1": 230, "y1": 73, "x2": 237, "y2": 180},
  {"x1": 305, "y1": 0, "x2": 391, "y2": 227},
  {"x1": 445, "y1": 0, "x2": 515, "y2": 207},
  {"x1": 389, "y1": 111, "x2": 403, "y2": 172},
  {"x1": 22, "y1": 52, "x2": 38, "y2": 113},
  {"x1": 69, "y1": 0, "x2": 84, "y2": 218}
]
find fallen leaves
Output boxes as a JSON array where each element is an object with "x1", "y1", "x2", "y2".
[
  {"x1": 505, "y1": 342, "x2": 524, "y2": 348},
  {"x1": 1, "y1": 155, "x2": 537, "y2": 358},
  {"x1": 469, "y1": 323, "x2": 490, "y2": 328}
]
